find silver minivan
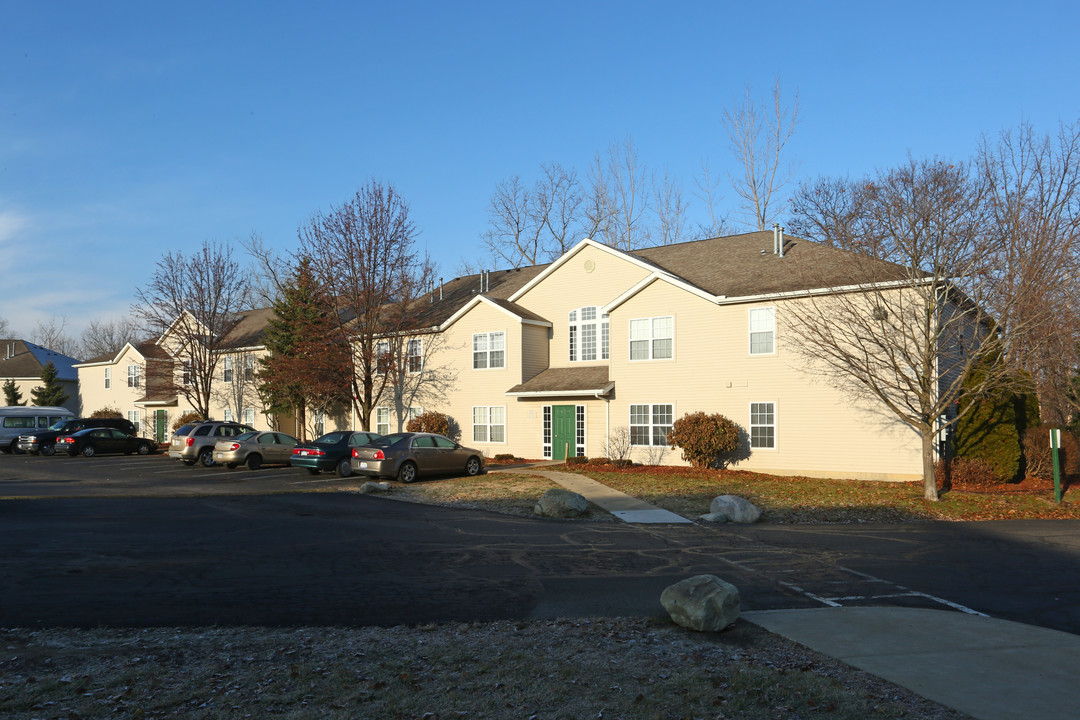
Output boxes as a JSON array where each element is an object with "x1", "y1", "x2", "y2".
[{"x1": 0, "y1": 406, "x2": 75, "y2": 453}]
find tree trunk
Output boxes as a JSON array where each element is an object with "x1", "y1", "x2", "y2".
[{"x1": 922, "y1": 429, "x2": 939, "y2": 501}]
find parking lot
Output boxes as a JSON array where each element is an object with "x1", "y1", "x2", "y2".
[{"x1": 0, "y1": 449, "x2": 366, "y2": 498}]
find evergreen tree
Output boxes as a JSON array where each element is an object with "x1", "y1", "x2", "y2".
[
  {"x1": 257, "y1": 258, "x2": 351, "y2": 441},
  {"x1": 30, "y1": 362, "x2": 69, "y2": 407},
  {"x1": 3, "y1": 378, "x2": 25, "y2": 406}
]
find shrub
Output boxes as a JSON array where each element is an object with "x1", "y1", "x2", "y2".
[
  {"x1": 565, "y1": 456, "x2": 588, "y2": 465},
  {"x1": 607, "y1": 426, "x2": 632, "y2": 462},
  {"x1": 667, "y1": 412, "x2": 740, "y2": 468},
  {"x1": 493, "y1": 453, "x2": 516, "y2": 461},
  {"x1": 934, "y1": 458, "x2": 1001, "y2": 486},
  {"x1": 406, "y1": 411, "x2": 451, "y2": 437},
  {"x1": 172, "y1": 411, "x2": 204, "y2": 431},
  {"x1": 610, "y1": 459, "x2": 633, "y2": 468},
  {"x1": 1022, "y1": 427, "x2": 1080, "y2": 479},
  {"x1": 89, "y1": 406, "x2": 123, "y2": 419},
  {"x1": 589, "y1": 457, "x2": 611, "y2": 465}
]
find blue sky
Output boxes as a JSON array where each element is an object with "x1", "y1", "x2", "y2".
[{"x1": 2, "y1": 1, "x2": 1077, "y2": 341}]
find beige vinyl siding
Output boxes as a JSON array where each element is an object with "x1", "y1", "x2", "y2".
[
  {"x1": 609, "y1": 279, "x2": 922, "y2": 480},
  {"x1": 520, "y1": 324, "x2": 549, "y2": 384},
  {"x1": 515, "y1": 245, "x2": 651, "y2": 369}
]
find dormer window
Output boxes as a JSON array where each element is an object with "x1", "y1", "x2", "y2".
[{"x1": 569, "y1": 306, "x2": 609, "y2": 362}]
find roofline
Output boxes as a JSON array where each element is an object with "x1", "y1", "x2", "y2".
[
  {"x1": 505, "y1": 382, "x2": 615, "y2": 398},
  {"x1": 439, "y1": 295, "x2": 553, "y2": 332},
  {"x1": 603, "y1": 272, "x2": 721, "y2": 314}
]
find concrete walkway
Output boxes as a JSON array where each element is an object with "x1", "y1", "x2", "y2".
[{"x1": 747, "y1": 607, "x2": 1080, "y2": 720}]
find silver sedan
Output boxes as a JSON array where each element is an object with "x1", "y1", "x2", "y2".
[
  {"x1": 350, "y1": 432, "x2": 484, "y2": 483},
  {"x1": 213, "y1": 431, "x2": 299, "y2": 470}
]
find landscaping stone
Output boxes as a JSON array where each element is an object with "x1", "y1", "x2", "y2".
[
  {"x1": 534, "y1": 488, "x2": 589, "y2": 518},
  {"x1": 356, "y1": 481, "x2": 392, "y2": 494},
  {"x1": 660, "y1": 574, "x2": 740, "y2": 632},
  {"x1": 706, "y1": 495, "x2": 761, "y2": 523}
]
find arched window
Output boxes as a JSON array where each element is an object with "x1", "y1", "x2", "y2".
[{"x1": 568, "y1": 306, "x2": 609, "y2": 361}]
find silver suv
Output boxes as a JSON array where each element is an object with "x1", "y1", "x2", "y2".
[{"x1": 169, "y1": 421, "x2": 256, "y2": 467}]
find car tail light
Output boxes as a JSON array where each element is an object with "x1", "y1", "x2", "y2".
[
  {"x1": 228, "y1": 443, "x2": 240, "y2": 451},
  {"x1": 351, "y1": 448, "x2": 359, "y2": 458},
  {"x1": 372, "y1": 450, "x2": 384, "y2": 460},
  {"x1": 60, "y1": 437, "x2": 74, "y2": 444},
  {"x1": 185, "y1": 437, "x2": 194, "y2": 447}
]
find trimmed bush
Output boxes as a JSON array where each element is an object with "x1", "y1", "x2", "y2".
[
  {"x1": 667, "y1": 412, "x2": 740, "y2": 468},
  {"x1": 494, "y1": 453, "x2": 516, "y2": 461},
  {"x1": 1022, "y1": 427, "x2": 1080, "y2": 479},
  {"x1": 934, "y1": 458, "x2": 1001, "y2": 485},
  {"x1": 172, "y1": 411, "x2": 204, "y2": 431},
  {"x1": 89, "y1": 406, "x2": 123, "y2": 419},
  {"x1": 565, "y1": 456, "x2": 588, "y2": 466},
  {"x1": 406, "y1": 411, "x2": 451, "y2": 437},
  {"x1": 589, "y1": 457, "x2": 611, "y2": 465},
  {"x1": 611, "y1": 459, "x2": 633, "y2": 468}
]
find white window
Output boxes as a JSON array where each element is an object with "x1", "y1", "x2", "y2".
[
  {"x1": 127, "y1": 410, "x2": 140, "y2": 434},
  {"x1": 472, "y1": 332, "x2": 505, "y2": 369},
  {"x1": 749, "y1": 307, "x2": 776, "y2": 355},
  {"x1": 629, "y1": 403, "x2": 673, "y2": 446},
  {"x1": 407, "y1": 339, "x2": 423, "y2": 374},
  {"x1": 127, "y1": 364, "x2": 141, "y2": 388},
  {"x1": 243, "y1": 355, "x2": 255, "y2": 383},
  {"x1": 182, "y1": 362, "x2": 193, "y2": 386},
  {"x1": 569, "y1": 306, "x2": 609, "y2": 362},
  {"x1": 629, "y1": 316, "x2": 674, "y2": 360},
  {"x1": 104, "y1": 368, "x2": 111, "y2": 389},
  {"x1": 223, "y1": 356, "x2": 234, "y2": 383},
  {"x1": 472, "y1": 406, "x2": 505, "y2": 443},
  {"x1": 223, "y1": 408, "x2": 234, "y2": 422},
  {"x1": 750, "y1": 402, "x2": 776, "y2": 449},
  {"x1": 243, "y1": 407, "x2": 255, "y2": 426},
  {"x1": 375, "y1": 340, "x2": 390, "y2": 375},
  {"x1": 376, "y1": 407, "x2": 390, "y2": 435}
]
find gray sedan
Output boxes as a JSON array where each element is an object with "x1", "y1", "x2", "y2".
[
  {"x1": 213, "y1": 431, "x2": 299, "y2": 470},
  {"x1": 350, "y1": 432, "x2": 484, "y2": 483}
]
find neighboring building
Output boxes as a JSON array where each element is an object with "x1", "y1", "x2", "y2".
[{"x1": 0, "y1": 340, "x2": 80, "y2": 413}]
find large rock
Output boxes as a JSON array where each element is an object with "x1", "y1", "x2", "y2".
[
  {"x1": 356, "y1": 481, "x2": 391, "y2": 494},
  {"x1": 660, "y1": 575, "x2": 740, "y2": 632},
  {"x1": 704, "y1": 495, "x2": 761, "y2": 524},
  {"x1": 533, "y1": 488, "x2": 589, "y2": 518}
]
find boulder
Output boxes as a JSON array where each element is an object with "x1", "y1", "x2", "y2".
[
  {"x1": 356, "y1": 481, "x2": 391, "y2": 494},
  {"x1": 660, "y1": 575, "x2": 740, "y2": 632},
  {"x1": 706, "y1": 495, "x2": 761, "y2": 524},
  {"x1": 533, "y1": 488, "x2": 589, "y2": 518}
]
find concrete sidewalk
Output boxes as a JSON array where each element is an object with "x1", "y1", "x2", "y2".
[
  {"x1": 746, "y1": 607, "x2": 1080, "y2": 720},
  {"x1": 512, "y1": 467, "x2": 693, "y2": 523}
]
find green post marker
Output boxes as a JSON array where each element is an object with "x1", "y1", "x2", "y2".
[{"x1": 1050, "y1": 428, "x2": 1062, "y2": 504}]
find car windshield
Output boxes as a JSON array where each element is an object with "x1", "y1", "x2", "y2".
[
  {"x1": 49, "y1": 420, "x2": 71, "y2": 431},
  {"x1": 234, "y1": 431, "x2": 258, "y2": 442},
  {"x1": 371, "y1": 433, "x2": 409, "y2": 448},
  {"x1": 314, "y1": 431, "x2": 348, "y2": 444}
]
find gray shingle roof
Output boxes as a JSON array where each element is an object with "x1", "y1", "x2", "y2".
[
  {"x1": 506, "y1": 366, "x2": 612, "y2": 396},
  {"x1": 0, "y1": 340, "x2": 79, "y2": 380}
]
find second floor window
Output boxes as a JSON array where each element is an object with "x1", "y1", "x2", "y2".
[
  {"x1": 243, "y1": 355, "x2": 255, "y2": 382},
  {"x1": 749, "y1": 307, "x2": 776, "y2": 355},
  {"x1": 569, "y1": 306, "x2": 609, "y2": 362},
  {"x1": 407, "y1": 339, "x2": 423, "y2": 374},
  {"x1": 223, "y1": 356, "x2": 234, "y2": 383},
  {"x1": 104, "y1": 367, "x2": 111, "y2": 389},
  {"x1": 182, "y1": 362, "x2": 193, "y2": 385},
  {"x1": 629, "y1": 316, "x2": 673, "y2": 360},
  {"x1": 375, "y1": 340, "x2": 391, "y2": 375},
  {"x1": 473, "y1": 332, "x2": 505, "y2": 369},
  {"x1": 127, "y1": 364, "x2": 141, "y2": 388}
]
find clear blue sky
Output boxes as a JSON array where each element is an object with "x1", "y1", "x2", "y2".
[{"x1": 2, "y1": 1, "x2": 1077, "y2": 340}]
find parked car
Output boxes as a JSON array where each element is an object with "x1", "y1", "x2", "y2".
[
  {"x1": 17, "y1": 416, "x2": 136, "y2": 456},
  {"x1": 169, "y1": 420, "x2": 256, "y2": 467},
  {"x1": 289, "y1": 431, "x2": 381, "y2": 477},
  {"x1": 56, "y1": 427, "x2": 157, "y2": 457},
  {"x1": 0, "y1": 406, "x2": 74, "y2": 453},
  {"x1": 214, "y1": 431, "x2": 299, "y2": 470},
  {"x1": 350, "y1": 432, "x2": 484, "y2": 483}
]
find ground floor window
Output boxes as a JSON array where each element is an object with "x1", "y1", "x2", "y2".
[
  {"x1": 127, "y1": 410, "x2": 140, "y2": 435},
  {"x1": 630, "y1": 403, "x2": 672, "y2": 446},
  {"x1": 243, "y1": 407, "x2": 255, "y2": 426},
  {"x1": 223, "y1": 408, "x2": 234, "y2": 422},
  {"x1": 750, "y1": 402, "x2": 776, "y2": 449},
  {"x1": 376, "y1": 407, "x2": 390, "y2": 436},
  {"x1": 473, "y1": 406, "x2": 505, "y2": 443}
]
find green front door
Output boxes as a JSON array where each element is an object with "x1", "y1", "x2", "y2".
[
  {"x1": 552, "y1": 405, "x2": 575, "y2": 461},
  {"x1": 155, "y1": 410, "x2": 167, "y2": 443}
]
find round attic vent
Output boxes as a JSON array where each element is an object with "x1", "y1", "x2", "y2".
[{"x1": 584, "y1": 259, "x2": 596, "y2": 273}]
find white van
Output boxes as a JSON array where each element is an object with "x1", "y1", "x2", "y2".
[{"x1": 0, "y1": 406, "x2": 75, "y2": 453}]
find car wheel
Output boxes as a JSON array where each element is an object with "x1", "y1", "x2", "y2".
[
  {"x1": 307, "y1": 468, "x2": 320, "y2": 475},
  {"x1": 397, "y1": 461, "x2": 417, "y2": 483},
  {"x1": 336, "y1": 459, "x2": 352, "y2": 477},
  {"x1": 41, "y1": 444, "x2": 55, "y2": 457},
  {"x1": 247, "y1": 454, "x2": 262, "y2": 471},
  {"x1": 137, "y1": 442, "x2": 152, "y2": 455},
  {"x1": 81, "y1": 445, "x2": 96, "y2": 458},
  {"x1": 198, "y1": 448, "x2": 215, "y2": 467},
  {"x1": 465, "y1": 456, "x2": 482, "y2": 476}
]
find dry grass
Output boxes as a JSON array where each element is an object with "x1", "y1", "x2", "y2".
[{"x1": 1, "y1": 619, "x2": 966, "y2": 720}]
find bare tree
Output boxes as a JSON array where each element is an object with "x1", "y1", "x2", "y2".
[
  {"x1": 653, "y1": 169, "x2": 689, "y2": 246},
  {"x1": 80, "y1": 315, "x2": 142, "y2": 359},
  {"x1": 785, "y1": 158, "x2": 1044, "y2": 501},
  {"x1": 299, "y1": 181, "x2": 434, "y2": 431},
  {"x1": 587, "y1": 137, "x2": 652, "y2": 251},
  {"x1": 133, "y1": 240, "x2": 252, "y2": 419},
  {"x1": 723, "y1": 77, "x2": 800, "y2": 230},
  {"x1": 693, "y1": 159, "x2": 732, "y2": 238},
  {"x1": 380, "y1": 332, "x2": 459, "y2": 432},
  {"x1": 0, "y1": 316, "x2": 10, "y2": 338},
  {"x1": 977, "y1": 120, "x2": 1080, "y2": 425},
  {"x1": 30, "y1": 317, "x2": 80, "y2": 358},
  {"x1": 242, "y1": 231, "x2": 290, "y2": 307}
]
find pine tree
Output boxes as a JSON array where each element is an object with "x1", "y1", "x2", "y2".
[
  {"x1": 3, "y1": 378, "x2": 26, "y2": 406},
  {"x1": 31, "y1": 362, "x2": 69, "y2": 407}
]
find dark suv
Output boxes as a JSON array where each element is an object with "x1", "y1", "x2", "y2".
[
  {"x1": 169, "y1": 420, "x2": 256, "y2": 467},
  {"x1": 16, "y1": 417, "x2": 137, "y2": 456}
]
